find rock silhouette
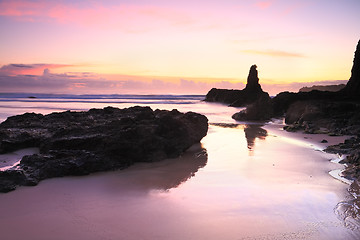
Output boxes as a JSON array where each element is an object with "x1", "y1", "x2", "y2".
[
  {"x1": 299, "y1": 84, "x2": 345, "y2": 92},
  {"x1": 205, "y1": 39, "x2": 360, "y2": 181},
  {"x1": 0, "y1": 106, "x2": 208, "y2": 192},
  {"x1": 340, "y1": 40, "x2": 360, "y2": 98},
  {"x1": 205, "y1": 65, "x2": 269, "y2": 107},
  {"x1": 245, "y1": 64, "x2": 262, "y2": 91},
  {"x1": 273, "y1": 40, "x2": 360, "y2": 181},
  {"x1": 272, "y1": 40, "x2": 360, "y2": 116}
]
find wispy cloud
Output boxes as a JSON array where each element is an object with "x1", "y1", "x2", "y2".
[
  {"x1": 0, "y1": 0, "x2": 194, "y2": 32},
  {"x1": 241, "y1": 49, "x2": 305, "y2": 58},
  {"x1": 0, "y1": 62, "x2": 246, "y2": 94},
  {"x1": 0, "y1": 62, "x2": 348, "y2": 95},
  {"x1": 0, "y1": 63, "x2": 73, "y2": 76}
]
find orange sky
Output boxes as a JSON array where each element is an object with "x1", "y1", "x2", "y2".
[{"x1": 0, "y1": 0, "x2": 359, "y2": 95}]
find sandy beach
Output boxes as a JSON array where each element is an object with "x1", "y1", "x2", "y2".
[{"x1": 0, "y1": 121, "x2": 358, "y2": 240}]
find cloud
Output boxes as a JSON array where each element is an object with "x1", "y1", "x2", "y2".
[
  {"x1": 0, "y1": 0, "x2": 195, "y2": 32},
  {"x1": 241, "y1": 49, "x2": 305, "y2": 58},
  {"x1": 0, "y1": 65, "x2": 102, "y2": 93},
  {"x1": 0, "y1": 62, "x2": 247, "y2": 94},
  {"x1": 0, "y1": 63, "x2": 73, "y2": 76},
  {"x1": 0, "y1": 62, "x2": 347, "y2": 95}
]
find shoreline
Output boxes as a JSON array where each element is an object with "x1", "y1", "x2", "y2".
[
  {"x1": 263, "y1": 121, "x2": 353, "y2": 182},
  {"x1": 265, "y1": 119, "x2": 360, "y2": 229},
  {"x1": 1, "y1": 116, "x2": 359, "y2": 239}
]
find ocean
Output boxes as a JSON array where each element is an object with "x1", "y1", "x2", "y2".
[{"x1": 0, "y1": 94, "x2": 359, "y2": 240}]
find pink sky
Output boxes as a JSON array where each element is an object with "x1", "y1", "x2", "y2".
[{"x1": 0, "y1": 0, "x2": 359, "y2": 94}]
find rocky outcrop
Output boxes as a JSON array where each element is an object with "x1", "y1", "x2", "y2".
[
  {"x1": 232, "y1": 94, "x2": 273, "y2": 121},
  {"x1": 277, "y1": 40, "x2": 360, "y2": 182},
  {"x1": 325, "y1": 137, "x2": 360, "y2": 181},
  {"x1": 273, "y1": 40, "x2": 360, "y2": 128},
  {"x1": 340, "y1": 40, "x2": 360, "y2": 98},
  {"x1": 0, "y1": 106, "x2": 208, "y2": 192},
  {"x1": 272, "y1": 40, "x2": 360, "y2": 116},
  {"x1": 205, "y1": 65, "x2": 269, "y2": 107},
  {"x1": 283, "y1": 101, "x2": 360, "y2": 135},
  {"x1": 226, "y1": 65, "x2": 273, "y2": 121},
  {"x1": 299, "y1": 84, "x2": 345, "y2": 92}
]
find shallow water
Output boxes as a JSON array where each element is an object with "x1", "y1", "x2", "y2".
[{"x1": 0, "y1": 95, "x2": 359, "y2": 239}]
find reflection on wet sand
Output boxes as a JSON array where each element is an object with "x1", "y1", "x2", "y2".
[
  {"x1": 335, "y1": 181, "x2": 360, "y2": 230},
  {"x1": 109, "y1": 143, "x2": 208, "y2": 192},
  {"x1": 244, "y1": 124, "x2": 267, "y2": 152},
  {"x1": 209, "y1": 123, "x2": 268, "y2": 154}
]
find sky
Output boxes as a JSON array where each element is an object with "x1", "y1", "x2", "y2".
[{"x1": 0, "y1": 0, "x2": 359, "y2": 95}]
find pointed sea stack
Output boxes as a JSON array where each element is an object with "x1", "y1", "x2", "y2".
[
  {"x1": 204, "y1": 65, "x2": 269, "y2": 107},
  {"x1": 340, "y1": 40, "x2": 360, "y2": 98},
  {"x1": 245, "y1": 64, "x2": 262, "y2": 92}
]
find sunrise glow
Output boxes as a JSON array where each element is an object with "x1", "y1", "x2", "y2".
[{"x1": 0, "y1": 0, "x2": 359, "y2": 95}]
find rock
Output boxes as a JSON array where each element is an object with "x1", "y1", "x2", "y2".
[
  {"x1": 232, "y1": 94, "x2": 273, "y2": 121},
  {"x1": 0, "y1": 170, "x2": 28, "y2": 193},
  {"x1": 340, "y1": 40, "x2": 360, "y2": 98},
  {"x1": 0, "y1": 106, "x2": 208, "y2": 192},
  {"x1": 299, "y1": 84, "x2": 346, "y2": 92},
  {"x1": 227, "y1": 65, "x2": 273, "y2": 121},
  {"x1": 283, "y1": 100, "x2": 360, "y2": 135},
  {"x1": 279, "y1": 40, "x2": 360, "y2": 134},
  {"x1": 204, "y1": 65, "x2": 269, "y2": 107},
  {"x1": 285, "y1": 101, "x2": 324, "y2": 124},
  {"x1": 272, "y1": 40, "x2": 360, "y2": 117},
  {"x1": 326, "y1": 137, "x2": 360, "y2": 181},
  {"x1": 321, "y1": 139, "x2": 328, "y2": 143},
  {"x1": 245, "y1": 64, "x2": 262, "y2": 91}
]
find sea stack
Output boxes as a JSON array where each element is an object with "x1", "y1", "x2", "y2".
[
  {"x1": 245, "y1": 64, "x2": 262, "y2": 92},
  {"x1": 232, "y1": 65, "x2": 272, "y2": 121},
  {"x1": 340, "y1": 40, "x2": 360, "y2": 98},
  {"x1": 204, "y1": 65, "x2": 269, "y2": 107}
]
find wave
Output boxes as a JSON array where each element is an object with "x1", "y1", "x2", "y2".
[
  {"x1": 0, "y1": 93, "x2": 205, "y2": 105},
  {"x1": 0, "y1": 93, "x2": 205, "y2": 100}
]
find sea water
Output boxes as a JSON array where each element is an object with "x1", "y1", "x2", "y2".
[{"x1": 0, "y1": 94, "x2": 359, "y2": 240}]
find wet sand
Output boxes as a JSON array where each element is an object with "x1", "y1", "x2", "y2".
[
  {"x1": 0, "y1": 148, "x2": 39, "y2": 171},
  {"x1": 0, "y1": 124, "x2": 359, "y2": 240}
]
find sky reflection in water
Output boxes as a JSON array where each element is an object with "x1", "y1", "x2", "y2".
[{"x1": 0, "y1": 97, "x2": 359, "y2": 239}]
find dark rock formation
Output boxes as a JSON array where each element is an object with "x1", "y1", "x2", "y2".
[
  {"x1": 283, "y1": 100, "x2": 360, "y2": 135},
  {"x1": 276, "y1": 40, "x2": 360, "y2": 182},
  {"x1": 0, "y1": 106, "x2": 208, "y2": 192},
  {"x1": 245, "y1": 64, "x2": 261, "y2": 91},
  {"x1": 232, "y1": 94, "x2": 273, "y2": 121},
  {"x1": 204, "y1": 65, "x2": 269, "y2": 107},
  {"x1": 272, "y1": 40, "x2": 360, "y2": 116},
  {"x1": 204, "y1": 64, "x2": 272, "y2": 121},
  {"x1": 325, "y1": 137, "x2": 360, "y2": 181},
  {"x1": 340, "y1": 40, "x2": 360, "y2": 98},
  {"x1": 299, "y1": 84, "x2": 345, "y2": 92},
  {"x1": 272, "y1": 40, "x2": 360, "y2": 128}
]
